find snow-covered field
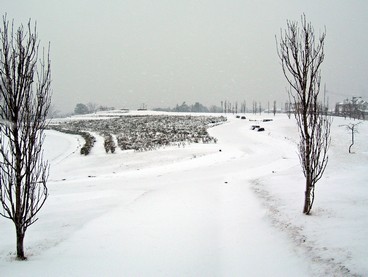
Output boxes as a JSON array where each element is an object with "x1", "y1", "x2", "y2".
[{"x1": 0, "y1": 112, "x2": 367, "y2": 276}]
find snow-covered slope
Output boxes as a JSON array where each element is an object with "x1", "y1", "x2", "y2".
[{"x1": 0, "y1": 113, "x2": 366, "y2": 276}]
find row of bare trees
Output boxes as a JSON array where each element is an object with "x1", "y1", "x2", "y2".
[{"x1": 220, "y1": 100, "x2": 279, "y2": 115}]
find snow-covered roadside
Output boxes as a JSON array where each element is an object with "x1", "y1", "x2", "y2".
[
  {"x1": 251, "y1": 115, "x2": 368, "y2": 276},
  {"x1": 0, "y1": 113, "x2": 366, "y2": 276}
]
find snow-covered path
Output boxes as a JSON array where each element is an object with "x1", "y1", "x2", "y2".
[{"x1": 0, "y1": 116, "x2": 320, "y2": 276}]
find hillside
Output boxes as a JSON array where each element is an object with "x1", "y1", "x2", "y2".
[{"x1": 0, "y1": 112, "x2": 367, "y2": 276}]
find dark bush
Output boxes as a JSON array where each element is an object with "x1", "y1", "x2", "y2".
[
  {"x1": 80, "y1": 132, "x2": 96, "y2": 155},
  {"x1": 102, "y1": 133, "x2": 116, "y2": 153}
]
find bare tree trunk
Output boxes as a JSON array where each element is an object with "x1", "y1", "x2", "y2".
[
  {"x1": 16, "y1": 226, "x2": 26, "y2": 260},
  {"x1": 303, "y1": 176, "x2": 312, "y2": 214},
  {"x1": 349, "y1": 133, "x2": 354, "y2": 153}
]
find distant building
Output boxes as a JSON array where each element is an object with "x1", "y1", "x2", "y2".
[{"x1": 335, "y1": 97, "x2": 368, "y2": 119}]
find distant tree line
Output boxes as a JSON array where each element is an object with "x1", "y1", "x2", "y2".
[
  {"x1": 153, "y1": 102, "x2": 222, "y2": 113},
  {"x1": 74, "y1": 102, "x2": 116, "y2": 115},
  {"x1": 155, "y1": 100, "x2": 280, "y2": 114},
  {"x1": 220, "y1": 100, "x2": 281, "y2": 116},
  {"x1": 73, "y1": 98, "x2": 367, "y2": 119}
]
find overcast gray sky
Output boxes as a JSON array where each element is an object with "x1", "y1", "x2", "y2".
[{"x1": 2, "y1": 0, "x2": 368, "y2": 112}]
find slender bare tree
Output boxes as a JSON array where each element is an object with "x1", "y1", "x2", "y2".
[
  {"x1": 87, "y1": 102, "x2": 98, "y2": 114},
  {"x1": 0, "y1": 15, "x2": 51, "y2": 259},
  {"x1": 339, "y1": 122, "x2": 362, "y2": 153},
  {"x1": 277, "y1": 15, "x2": 331, "y2": 215}
]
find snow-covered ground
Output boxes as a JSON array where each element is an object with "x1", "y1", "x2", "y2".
[{"x1": 0, "y1": 113, "x2": 367, "y2": 276}]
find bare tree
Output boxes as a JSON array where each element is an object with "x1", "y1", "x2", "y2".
[
  {"x1": 0, "y1": 16, "x2": 51, "y2": 260},
  {"x1": 259, "y1": 102, "x2": 262, "y2": 115},
  {"x1": 339, "y1": 122, "x2": 362, "y2": 153},
  {"x1": 252, "y1": 101, "x2": 257, "y2": 115},
  {"x1": 87, "y1": 102, "x2": 98, "y2": 113},
  {"x1": 47, "y1": 104, "x2": 61, "y2": 119},
  {"x1": 277, "y1": 15, "x2": 331, "y2": 215}
]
